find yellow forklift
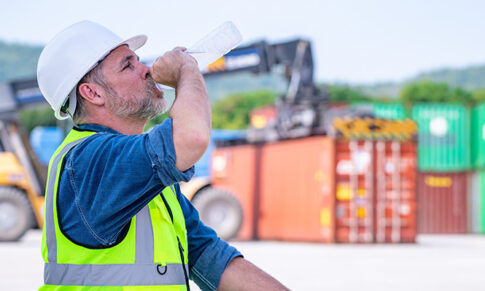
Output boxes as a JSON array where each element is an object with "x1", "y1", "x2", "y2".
[{"x1": 0, "y1": 79, "x2": 48, "y2": 241}]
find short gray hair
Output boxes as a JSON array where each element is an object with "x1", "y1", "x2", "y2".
[{"x1": 73, "y1": 62, "x2": 108, "y2": 123}]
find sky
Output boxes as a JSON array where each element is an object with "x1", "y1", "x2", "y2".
[{"x1": 1, "y1": 0, "x2": 484, "y2": 84}]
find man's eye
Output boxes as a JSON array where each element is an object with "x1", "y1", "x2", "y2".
[{"x1": 123, "y1": 63, "x2": 133, "y2": 70}]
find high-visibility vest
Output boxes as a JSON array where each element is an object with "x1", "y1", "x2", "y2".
[{"x1": 40, "y1": 128, "x2": 189, "y2": 290}]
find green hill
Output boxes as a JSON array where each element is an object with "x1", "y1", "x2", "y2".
[
  {"x1": 414, "y1": 65, "x2": 485, "y2": 91},
  {"x1": 0, "y1": 40, "x2": 43, "y2": 82},
  {"x1": 2, "y1": 40, "x2": 485, "y2": 100},
  {"x1": 351, "y1": 64, "x2": 485, "y2": 98}
]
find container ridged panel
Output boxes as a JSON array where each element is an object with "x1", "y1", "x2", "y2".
[
  {"x1": 373, "y1": 103, "x2": 406, "y2": 120},
  {"x1": 470, "y1": 170, "x2": 485, "y2": 233},
  {"x1": 257, "y1": 137, "x2": 336, "y2": 242},
  {"x1": 412, "y1": 103, "x2": 470, "y2": 172},
  {"x1": 471, "y1": 103, "x2": 485, "y2": 169},
  {"x1": 211, "y1": 145, "x2": 258, "y2": 240}
]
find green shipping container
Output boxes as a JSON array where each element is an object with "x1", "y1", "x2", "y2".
[
  {"x1": 470, "y1": 170, "x2": 485, "y2": 233},
  {"x1": 471, "y1": 103, "x2": 485, "y2": 168},
  {"x1": 411, "y1": 103, "x2": 470, "y2": 171},
  {"x1": 373, "y1": 103, "x2": 406, "y2": 120}
]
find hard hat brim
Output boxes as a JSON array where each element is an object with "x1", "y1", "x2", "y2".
[{"x1": 57, "y1": 34, "x2": 148, "y2": 120}]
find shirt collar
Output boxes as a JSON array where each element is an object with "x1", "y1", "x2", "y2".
[{"x1": 75, "y1": 123, "x2": 121, "y2": 134}]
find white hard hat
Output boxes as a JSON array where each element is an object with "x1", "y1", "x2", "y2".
[{"x1": 37, "y1": 21, "x2": 147, "y2": 120}]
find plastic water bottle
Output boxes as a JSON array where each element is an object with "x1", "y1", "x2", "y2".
[
  {"x1": 187, "y1": 21, "x2": 243, "y2": 70},
  {"x1": 155, "y1": 21, "x2": 242, "y2": 91}
]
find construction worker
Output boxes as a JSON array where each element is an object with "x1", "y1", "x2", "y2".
[{"x1": 37, "y1": 21, "x2": 288, "y2": 290}]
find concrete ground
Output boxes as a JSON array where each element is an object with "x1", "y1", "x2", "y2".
[{"x1": 1, "y1": 230, "x2": 485, "y2": 290}]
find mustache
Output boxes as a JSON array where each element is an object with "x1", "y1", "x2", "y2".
[
  {"x1": 145, "y1": 74, "x2": 164, "y2": 99},
  {"x1": 146, "y1": 75, "x2": 157, "y2": 90}
]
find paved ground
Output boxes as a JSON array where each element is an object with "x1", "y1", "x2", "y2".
[{"x1": 1, "y1": 230, "x2": 485, "y2": 290}]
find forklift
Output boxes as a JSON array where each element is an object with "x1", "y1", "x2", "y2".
[{"x1": 0, "y1": 78, "x2": 49, "y2": 241}]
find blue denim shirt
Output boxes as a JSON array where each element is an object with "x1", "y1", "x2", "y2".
[{"x1": 57, "y1": 119, "x2": 241, "y2": 290}]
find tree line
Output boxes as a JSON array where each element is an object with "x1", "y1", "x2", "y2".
[{"x1": 328, "y1": 81, "x2": 485, "y2": 105}]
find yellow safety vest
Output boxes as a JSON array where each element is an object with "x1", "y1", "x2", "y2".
[{"x1": 40, "y1": 129, "x2": 189, "y2": 290}]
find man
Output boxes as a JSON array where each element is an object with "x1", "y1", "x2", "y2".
[{"x1": 37, "y1": 21, "x2": 288, "y2": 290}]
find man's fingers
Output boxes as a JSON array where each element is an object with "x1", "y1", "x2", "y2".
[
  {"x1": 150, "y1": 46, "x2": 199, "y2": 87},
  {"x1": 173, "y1": 46, "x2": 187, "y2": 52}
]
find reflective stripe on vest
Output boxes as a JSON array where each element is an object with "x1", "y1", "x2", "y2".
[{"x1": 43, "y1": 130, "x2": 188, "y2": 287}]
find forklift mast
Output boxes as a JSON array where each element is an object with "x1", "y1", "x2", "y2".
[
  {"x1": 203, "y1": 39, "x2": 323, "y2": 102},
  {"x1": 202, "y1": 39, "x2": 329, "y2": 141}
]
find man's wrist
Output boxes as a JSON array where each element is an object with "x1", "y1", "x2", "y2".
[{"x1": 178, "y1": 63, "x2": 202, "y2": 81}]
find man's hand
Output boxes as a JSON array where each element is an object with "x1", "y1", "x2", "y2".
[{"x1": 149, "y1": 47, "x2": 198, "y2": 88}]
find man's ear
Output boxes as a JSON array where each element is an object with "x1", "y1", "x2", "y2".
[{"x1": 78, "y1": 82, "x2": 106, "y2": 106}]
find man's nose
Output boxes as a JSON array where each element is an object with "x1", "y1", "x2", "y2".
[{"x1": 138, "y1": 62, "x2": 150, "y2": 80}]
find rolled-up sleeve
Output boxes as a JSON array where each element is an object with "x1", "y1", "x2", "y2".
[
  {"x1": 191, "y1": 238, "x2": 242, "y2": 291},
  {"x1": 146, "y1": 118, "x2": 195, "y2": 186},
  {"x1": 174, "y1": 184, "x2": 242, "y2": 291}
]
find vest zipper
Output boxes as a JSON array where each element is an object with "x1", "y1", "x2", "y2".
[{"x1": 160, "y1": 193, "x2": 190, "y2": 290}]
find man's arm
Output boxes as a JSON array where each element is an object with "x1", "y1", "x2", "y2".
[
  {"x1": 149, "y1": 47, "x2": 211, "y2": 172},
  {"x1": 175, "y1": 186, "x2": 288, "y2": 290},
  {"x1": 218, "y1": 257, "x2": 289, "y2": 291}
]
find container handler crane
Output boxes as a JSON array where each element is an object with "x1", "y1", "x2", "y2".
[{"x1": 181, "y1": 39, "x2": 354, "y2": 240}]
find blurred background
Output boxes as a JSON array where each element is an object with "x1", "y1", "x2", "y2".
[{"x1": 1, "y1": 0, "x2": 485, "y2": 290}]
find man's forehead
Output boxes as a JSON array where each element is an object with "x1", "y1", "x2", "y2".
[{"x1": 102, "y1": 45, "x2": 137, "y2": 65}]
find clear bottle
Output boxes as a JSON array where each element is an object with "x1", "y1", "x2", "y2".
[
  {"x1": 187, "y1": 21, "x2": 243, "y2": 70},
  {"x1": 155, "y1": 21, "x2": 242, "y2": 91}
]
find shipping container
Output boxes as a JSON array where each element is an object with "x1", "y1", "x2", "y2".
[
  {"x1": 471, "y1": 103, "x2": 485, "y2": 169},
  {"x1": 411, "y1": 104, "x2": 470, "y2": 171},
  {"x1": 211, "y1": 145, "x2": 258, "y2": 240},
  {"x1": 417, "y1": 172, "x2": 468, "y2": 234},
  {"x1": 469, "y1": 170, "x2": 485, "y2": 233},
  {"x1": 373, "y1": 103, "x2": 406, "y2": 120}
]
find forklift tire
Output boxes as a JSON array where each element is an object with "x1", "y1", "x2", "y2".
[
  {"x1": 192, "y1": 187, "x2": 243, "y2": 240},
  {"x1": 0, "y1": 187, "x2": 33, "y2": 242}
]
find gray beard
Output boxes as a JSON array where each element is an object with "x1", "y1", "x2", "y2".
[{"x1": 106, "y1": 77, "x2": 167, "y2": 120}]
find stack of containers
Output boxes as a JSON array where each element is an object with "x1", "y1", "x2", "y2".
[
  {"x1": 470, "y1": 103, "x2": 485, "y2": 233},
  {"x1": 212, "y1": 122, "x2": 418, "y2": 243},
  {"x1": 411, "y1": 103, "x2": 470, "y2": 233}
]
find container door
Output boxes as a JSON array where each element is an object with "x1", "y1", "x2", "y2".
[
  {"x1": 335, "y1": 141, "x2": 374, "y2": 243},
  {"x1": 375, "y1": 141, "x2": 417, "y2": 243}
]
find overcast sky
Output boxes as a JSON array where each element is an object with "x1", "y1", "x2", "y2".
[{"x1": 1, "y1": 0, "x2": 484, "y2": 84}]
